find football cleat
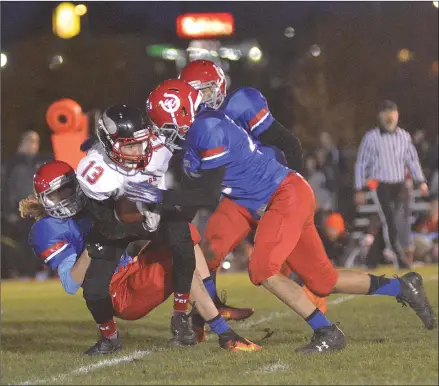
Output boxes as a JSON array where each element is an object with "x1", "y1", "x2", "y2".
[
  {"x1": 83, "y1": 334, "x2": 122, "y2": 356},
  {"x1": 218, "y1": 329, "x2": 262, "y2": 352},
  {"x1": 191, "y1": 311, "x2": 207, "y2": 343},
  {"x1": 170, "y1": 311, "x2": 197, "y2": 346},
  {"x1": 295, "y1": 323, "x2": 345, "y2": 353},
  {"x1": 302, "y1": 286, "x2": 327, "y2": 314},
  {"x1": 396, "y1": 272, "x2": 436, "y2": 330},
  {"x1": 215, "y1": 291, "x2": 255, "y2": 321}
]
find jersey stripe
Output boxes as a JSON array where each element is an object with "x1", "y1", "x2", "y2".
[
  {"x1": 200, "y1": 146, "x2": 226, "y2": 158},
  {"x1": 40, "y1": 241, "x2": 69, "y2": 263},
  {"x1": 249, "y1": 108, "x2": 269, "y2": 131}
]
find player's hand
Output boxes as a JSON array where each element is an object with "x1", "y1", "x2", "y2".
[
  {"x1": 419, "y1": 182, "x2": 429, "y2": 197},
  {"x1": 354, "y1": 191, "x2": 366, "y2": 206},
  {"x1": 124, "y1": 181, "x2": 164, "y2": 204}
]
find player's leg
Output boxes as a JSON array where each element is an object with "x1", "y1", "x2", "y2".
[
  {"x1": 201, "y1": 197, "x2": 255, "y2": 320},
  {"x1": 82, "y1": 244, "x2": 125, "y2": 355},
  {"x1": 289, "y1": 217, "x2": 435, "y2": 329},
  {"x1": 248, "y1": 173, "x2": 344, "y2": 353},
  {"x1": 189, "y1": 245, "x2": 261, "y2": 352},
  {"x1": 110, "y1": 247, "x2": 174, "y2": 321}
]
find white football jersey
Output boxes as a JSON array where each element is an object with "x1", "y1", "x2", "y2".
[
  {"x1": 76, "y1": 136, "x2": 173, "y2": 231},
  {"x1": 76, "y1": 136, "x2": 172, "y2": 201}
]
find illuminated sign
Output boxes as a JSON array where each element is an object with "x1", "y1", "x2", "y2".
[{"x1": 176, "y1": 13, "x2": 234, "y2": 39}]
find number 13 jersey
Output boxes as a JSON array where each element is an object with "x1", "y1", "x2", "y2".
[
  {"x1": 76, "y1": 136, "x2": 173, "y2": 201},
  {"x1": 183, "y1": 106, "x2": 290, "y2": 219}
]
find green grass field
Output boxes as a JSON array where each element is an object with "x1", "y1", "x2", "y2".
[{"x1": 1, "y1": 265, "x2": 438, "y2": 385}]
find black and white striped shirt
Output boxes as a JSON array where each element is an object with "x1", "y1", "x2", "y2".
[{"x1": 354, "y1": 126, "x2": 425, "y2": 190}]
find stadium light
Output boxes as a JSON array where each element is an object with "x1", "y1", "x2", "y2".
[
  {"x1": 222, "y1": 261, "x2": 231, "y2": 270},
  {"x1": 397, "y1": 48, "x2": 413, "y2": 62},
  {"x1": 75, "y1": 4, "x2": 87, "y2": 16},
  {"x1": 162, "y1": 48, "x2": 179, "y2": 61},
  {"x1": 284, "y1": 26, "x2": 295, "y2": 38},
  {"x1": 49, "y1": 54, "x2": 64, "y2": 70},
  {"x1": 310, "y1": 44, "x2": 321, "y2": 57},
  {"x1": 53, "y1": 2, "x2": 81, "y2": 39},
  {"x1": 248, "y1": 46, "x2": 262, "y2": 62},
  {"x1": 433, "y1": 1, "x2": 438, "y2": 8},
  {"x1": 1, "y1": 52, "x2": 7, "y2": 68}
]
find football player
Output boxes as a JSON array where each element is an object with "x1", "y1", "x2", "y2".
[
  {"x1": 178, "y1": 59, "x2": 326, "y2": 314},
  {"x1": 126, "y1": 79, "x2": 435, "y2": 353},
  {"x1": 21, "y1": 160, "x2": 261, "y2": 354},
  {"x1": 76, "y1": 104, "x2": 202, "y2": 351}
]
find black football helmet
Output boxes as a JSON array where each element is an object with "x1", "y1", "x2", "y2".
[{"x1": 96, "y1": 105, "x2": 153, "y2": 169}]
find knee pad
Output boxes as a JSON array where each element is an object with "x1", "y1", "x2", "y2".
[
  {"x1": 248, "y1": 257, "x2": 283, "y2": 286},
  {"x1": 305, "y1": 270, "x2": 338, "y2": 297},
  {"x1": 202, "y1": 239, "x2": 227, "y2": 272}
]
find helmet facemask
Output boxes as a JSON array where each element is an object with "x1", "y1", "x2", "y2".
[
  {"x1": 38, "y1": 175, "x2": 86, "y2": 219},
  {"x1": 153, "y1": 123, "x2": 189, "y2": 151},
  {"x1": 187, "y1": 79, "x2": 225, "y2": 110},
  {"x1": 97, "y1": 118, "x2": 152, "y2": 170}
]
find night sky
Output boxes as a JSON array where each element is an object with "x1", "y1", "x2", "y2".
[{"x1": 1, "y1": 1, "x2": 354, "y2": 46}]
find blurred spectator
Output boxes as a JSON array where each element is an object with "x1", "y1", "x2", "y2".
[
  {"x1": 1, "y1": 130, "x2": 52, "y2": 279},
  {"x1": 411, "y1": 199, "x2": 438, "y2": 265},
  {"x1": 317, "y1": 132, "x2": 346, "y2": 209},
  {"x1": 304, "y1": 153, "x2": 334, "y2": 211},
  {"x1": 424, "y1": 134, "x2": 438, "y2": 182},
  {"x1": 318, "y1": 212, "x2": 349, "y2": 266},
  {"x1": 412, "y1": 129, "x2": 429, "y2": 170}
]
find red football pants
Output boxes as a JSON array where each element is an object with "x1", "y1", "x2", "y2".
[
  {"x1": 110, "y1": 223, "x2": 201, "y2": 320},
  {"x1": 204, "y1": 173, "x2": 338, "y2": 296}
]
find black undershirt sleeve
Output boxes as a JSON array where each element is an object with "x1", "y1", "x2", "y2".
[
  {"x1": 161, "y1": 166, "x2": 226, "y2": 210},
  {"x1": 258, "y1": 120, "x2": 303, "y2": 173}
]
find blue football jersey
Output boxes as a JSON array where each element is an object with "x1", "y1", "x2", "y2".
[
  {"x1": 183, "y1": 106, "x2": 290, "y2": 218},
  {"x1": 221, "y1": 87, "x2": 287, "y2": 165},
  {"x1": 29, "y1": 216, "x2": 93, "y2": 270}
]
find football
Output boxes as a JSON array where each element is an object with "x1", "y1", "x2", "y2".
[{"x1": 114, "y1": 196, "x2": 144, "y2": 224}]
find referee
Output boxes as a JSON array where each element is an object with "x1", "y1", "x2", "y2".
[{"x1": 354, "y1": 100, "x2": 429, "y2": 269}]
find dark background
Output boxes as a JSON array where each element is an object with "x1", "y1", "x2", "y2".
[{"x1": 1, "y1": 1, "x2": 438, "y2": 158}]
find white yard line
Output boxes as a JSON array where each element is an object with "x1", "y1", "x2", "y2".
[
  {"x1": 15, "y1": 350, "x2": 153, "y2": 385},
  {"x1": 13, "y1": 275, "x2": 438, "y2": 385}
]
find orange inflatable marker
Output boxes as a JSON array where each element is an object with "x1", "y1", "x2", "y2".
[{"x1": 46, "y1": 98, "x2": 88, "y2": 169}]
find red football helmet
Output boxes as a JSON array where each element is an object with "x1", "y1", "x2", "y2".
[
  {"x1": 179, "y1": 60, "x2": 227, "y2": 109},
  {"x1": 146, "y1": 79, "x2": 202, "y2": 151},
  {"x1": 34, "y1": 160, "x2": 86, "y2": 219}
]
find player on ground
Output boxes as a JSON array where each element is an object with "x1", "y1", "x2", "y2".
[
  {"x1": 127, "y1": 79, "x2": 435, "y2": 353},
  {"x1": 21, "y1": 160, "x2": 261, "y2": 355},
  {"x1": 179, "y1": 59, "x2": 326, "y2": 314}
]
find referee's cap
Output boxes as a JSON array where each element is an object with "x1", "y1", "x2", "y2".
[{"x1": 378, "y1": 100, "x2": 398, "y2": 112}]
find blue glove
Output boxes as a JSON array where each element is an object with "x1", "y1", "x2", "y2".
[{"x1": 124, "y1": 181, "x2": 164, "y2": 204}]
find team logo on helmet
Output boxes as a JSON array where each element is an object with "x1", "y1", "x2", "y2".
[{"x1": 159, "y1": 93, "x2": 180, "y2": 114}]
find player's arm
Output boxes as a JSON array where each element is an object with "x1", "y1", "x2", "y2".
[
  {"x1": 124, "y1": 123, "x2": 227, "y2": 210},
  {"x1": 29, "y1": 219, "x2": 88, "y2": 295},
  {"x1": 258, "y1": 120, "x2": 304, "y2": 173},
  {"x1": 57, "y1": 249, "x2": 91, "y2": 294},
  {"x1": 160, "y1": 166, "x2": 225, "y2": 209},
  {"x1": 234, "y1": 88, "x2": 303, "y2": 172}
]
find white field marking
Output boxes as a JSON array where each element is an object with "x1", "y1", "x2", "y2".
[
  {"x1": 246, "y1": 360, "x2": 289, "y2": 374},
  {"x1": 12, "y1": 275, "x2": 438, "y2": 385},
  {"x1": 14, "y1": 350, "x2": 153, "y2": 385}
]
